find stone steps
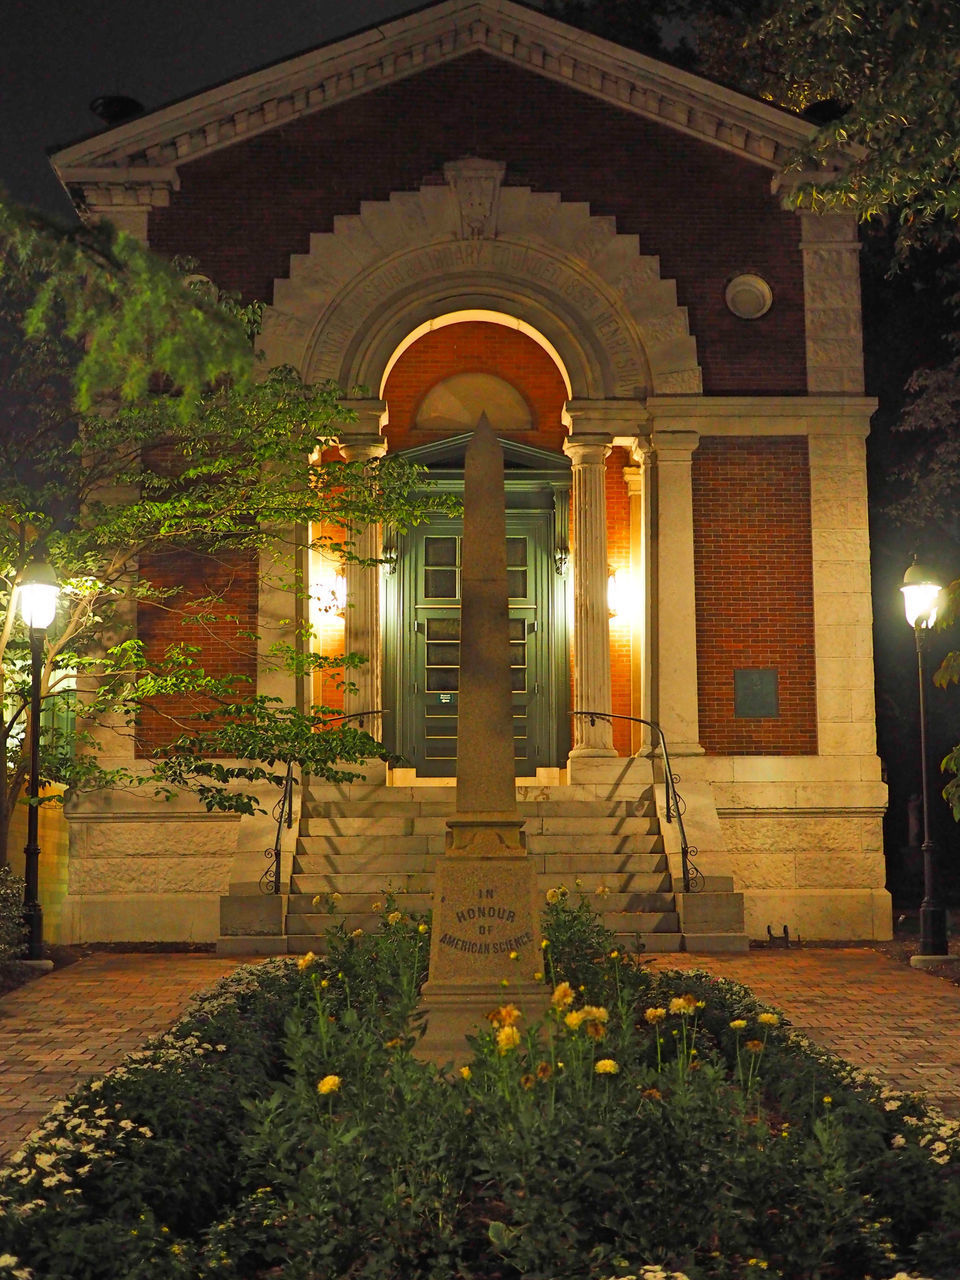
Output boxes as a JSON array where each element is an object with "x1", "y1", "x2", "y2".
[
  {"x1": 296, "y1": 832, "x2": 663, "y2": 858},
  {"x1": 288, "y1": 870, "x2": 672, "y2": 896},
  {"x1": 293, "y1": 851, "x2": 669, "y2": 877},
  {"x1": 299, "y1": 814, "x2": 659, "y2": 836}
]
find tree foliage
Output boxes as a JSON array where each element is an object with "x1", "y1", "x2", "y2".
[
  {"x1": 0, "y1": 200, "x2": 452, "y2": 864},
  {"x1": 751, "y1": 1, "x2": 960, "y2": 250}
]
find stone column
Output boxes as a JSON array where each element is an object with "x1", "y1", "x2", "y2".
[
  {"x1": 563, "y1": 438, "x2": 616, "y2": 756},
  {"x1": 650, "y1": 430, "x2": 703, "y2": 755},
  {"x1": 339, "y1": 438, "x2": 387, "y2": 741}
]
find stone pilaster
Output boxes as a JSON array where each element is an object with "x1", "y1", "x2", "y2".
[
  {"x1": 800, "y1": 212, "x2": 865, "y2": 394},
  {"x1": 339, "y1": 436, "x2": 387, "y2": 740},
  {"x1": 563, "y1": 438, "x2": 616, "y2": 756},
  {"x1": 650, "y1": 429, "x2": 703, "y2": 755}
]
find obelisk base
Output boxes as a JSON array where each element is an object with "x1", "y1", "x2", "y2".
[{"x1": 415, "y1": 852, "x2": 547, "y2": 1066}]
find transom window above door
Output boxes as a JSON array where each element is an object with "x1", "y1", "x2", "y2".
[{"x1": 415, "y1": 373, "x2": 533, "y2": 433}]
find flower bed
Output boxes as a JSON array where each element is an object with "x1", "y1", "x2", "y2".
[{"x1": 0, "y1": 894, "x2": 957, "y2": 1280}]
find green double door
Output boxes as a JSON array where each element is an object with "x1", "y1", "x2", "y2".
[{"x1": 384, "y1": 508, "x2": 568, "y2": 776}]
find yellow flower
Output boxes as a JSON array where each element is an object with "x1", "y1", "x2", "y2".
[
  {"x1": 594, "y1": 1059, "x2": 619, "y2": 1075},
  {"x1": 387, "y1": 910, "x2": 402, "y2": 925},
  {"x1": 545, "y1": 887, "x2": 561, "y2": 904},
  {"x1": 594, "y1": 884, "x2": 610, "y2": 897},
  {"x1": 533, "y1": 971, "x2": 543, "y2": 981},
  {"x1": 371, "y1": 901, "x2": 383, "y2": 912},
  {"x1": 311, "y1": 895, "x2": 322, "y2": 907},
  {"x1": 320, "y1": 978, "x2": 329, "y2": 989},
  {"x1": 551, "y1": 981, "x2": 576, "y2": 1010},
  {"x1": 541, "y1": 938, "x2": 549, "y2": 949},
  {"x1": 458, "y1": 1066, "x2": 472, "y2": 1081},
  {"x1": 487, "y1": 1004, "x2": 522, "y2": 1028},
  {"x1": 297, "y1": 951, "x2": 317, "y2": 971},
  {"x1": 496, "y1": 1025, "x2": 522, "y2": 1054},
  {"x1": 520, "y1": 1073, "x2": 535, "y2": 1090},
  {"x1": 669, "y1": 993, "x2": 698, "y2": 1016},
  {"x1": 823, "y1": 1095, "x2": 832, "y2": 1105},
  {"x1": 536, "y1": 1061, "x2": 553, "y2": 1080},
  {"x1": 641, "y1": 1087, "x2": 662, "y2": 1100},
  {"x1": 418, "y1": 923, "x2": 429, "y2": 934},
  {"x1": 609, "y1": 949, "x2": 619, "y2": 959},
  {"x1": 331, "y1": 891, "x2": 342, "y2": 902},
  {"x1": 565, "y1": 1005, "x2": 608, "y2": 1033},
  {"x1": 350, "y1": 928, "x2": 364, "y2": 939},
  {"x1": 317, "y1": 1075, "x2": 341, "y2": 1095},
  {"x1": 745, "y1": 1040, "x2": 764, "y2": 1054},
  {"x1": 509, "y1": 950, "x2": 519, "y2": 960},
  {"x1": 757, "y1": 1012, "x2": 779, "y2": 1027},
  {"x1": 384, "y1": 1037, "x2": 403, "y2": 1049},
  {"x1": 644, "y1": 1007, "x2": 667, "y2": 1024},
  {"x1": 729, "y1": 1019, "x2": 747, "y2": 1030}
]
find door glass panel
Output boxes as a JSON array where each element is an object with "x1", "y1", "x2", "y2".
[
  {"x1": 426, "y1": 668, "x2": 459, "y2": 692},
  {"x1": 424, "y1": 568, "x2": 457, "y2": 599},
  {"x1": 506, "y1": 537, "x2": 528, "y2": 599},
  {"x1": 423, "y1": 536, "x2": 459, "y2": 599},
  {"x1": 425, "y1": 537, "x2": 458, "y2": 565},
  {"x1": 428, "y1": 617, "x2": 460, "y2": 641}
]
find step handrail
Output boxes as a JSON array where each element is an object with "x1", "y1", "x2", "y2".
[
  {"x1": 572, "y1": 711, "x2": 704, "y2": 893},
  {"x1": 261, "y1": 760, "x2": 295, "y2": 896}
]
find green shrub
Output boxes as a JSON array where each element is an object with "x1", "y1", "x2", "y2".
[
  {"x1": 0, "y1": 865, "x2": 26, "y2": 965},
  {"x1": 0, "y1": 897, "x2": 957, "y2": 1280}
]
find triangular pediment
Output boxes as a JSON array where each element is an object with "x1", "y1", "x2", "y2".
[
  {"x1": 397, "y1": 431, "x2": 571, "y2": 477},
  {"x1": 50, "y1": 0, "x2": 822, "y2": 211}
]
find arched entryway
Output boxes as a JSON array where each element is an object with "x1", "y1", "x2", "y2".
[{"x1": 380, "y1": 317, "x2": 572, "y2": 776}]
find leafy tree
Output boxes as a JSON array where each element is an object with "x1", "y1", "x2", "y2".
[
  {"x1": 0, "y1": 199, "x2": 450, "y2": 867},
  {"x1": 749, "y1": 1, "x2": 960, "y2": 250}
]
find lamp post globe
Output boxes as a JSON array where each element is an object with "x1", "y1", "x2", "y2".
[
  {"x1": 17, "y1": 558, "x2": 60, "y2": 962},
  {"x1": 901, "y1": 559, "x2": 949, "y2": 965}
]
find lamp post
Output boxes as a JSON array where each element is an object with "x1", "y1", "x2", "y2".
[
  {"x1": 16, "y1": 559, "x2": 59, "y2": 962},
  {"x1": 900, "y1": 560, "x2": 949, "y2": 964}
]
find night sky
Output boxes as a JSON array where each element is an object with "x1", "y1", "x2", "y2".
[{"x1": 1, "y1": 0, "x2": 421, "y2": 218}]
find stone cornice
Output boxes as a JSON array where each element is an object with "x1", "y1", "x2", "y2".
[
  {"x1": 645, "y1": 395, "x2": 878, "y2": 436},
  {"x1": 51, "y1": 0, "x2": 821, "y2": 205}
]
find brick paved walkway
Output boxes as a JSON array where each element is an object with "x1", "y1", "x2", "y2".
[
  {"x1": 0, "y1": 953, "x2": 243, "y2": 1160},
  {"x1": 1, "y1": 948, "x2": 958, "y2": 1164},
  {"x1": 651, "y1": 948, "x2": 960, "y2": 1118}
]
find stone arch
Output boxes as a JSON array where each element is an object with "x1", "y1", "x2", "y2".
[{"x1": 258, "y1": 161, "x2": 701, "y2": 399}]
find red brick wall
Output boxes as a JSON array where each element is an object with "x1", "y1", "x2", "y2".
[
  {"x1": 383, "y1": 321, "x2": 567, "y2": 453},
  {"x1": 149, "y1": 52, "x2": 806, "y2": 395},
  {"x1": 135, "y1": 549, "x2": 259, "y2": 755},
  {"x1": 692, "y1": 438, "x2": 817, "y2": 755}
]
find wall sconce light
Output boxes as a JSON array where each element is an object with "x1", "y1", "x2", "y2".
[{"x1": 608, "y1": 568, "x2": 624, "y2": 620}]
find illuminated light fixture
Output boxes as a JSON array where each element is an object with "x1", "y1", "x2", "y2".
[
  {"x1": 901, "y1": 558, "x2": 948, "y2": 964},
  {"x1": 901, "y1": 559, "x2": 942, "y2": 628},
  {"x1": 17, "y1": 557, "x2": 60, "y2": 963},
  {"x1": 607, "y1": 568, "x2": 625, "y2": 620},
  {"x1": 17, "y1": 559, "x2": 60, "y2": 631}
]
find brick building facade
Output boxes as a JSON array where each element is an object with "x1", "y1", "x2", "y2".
[{"x1": 51, "y1": 0, "x2": 888, "y2": 947}]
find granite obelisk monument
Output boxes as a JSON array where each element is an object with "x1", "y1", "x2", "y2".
[{"x1": 417, "y1": 416, "x2": 544, "y2": 1062}]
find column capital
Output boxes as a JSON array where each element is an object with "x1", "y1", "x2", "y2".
[
  {"x1": 563, "y1": 437, "x2": 611, "y2": 467},
  {"x1": 336, "y1": 397, "x2": 388, "y2": 441},
  {"x1": 565, "y1": 398, "x2": 648, "y2": 437},
  {"x1": 651, "y1": 429, "x2": 700, "y2": 460},
  {"x1": 622, "y1": 464, "x2": 644, "y2": 497}
]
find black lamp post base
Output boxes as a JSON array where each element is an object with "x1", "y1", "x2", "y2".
[
  {"x1": 916, "y1": 904, "x2": 949, "y2": 959},
  {"x1": 22, "y1": 899, "x2": 44, "y2": 962}
]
